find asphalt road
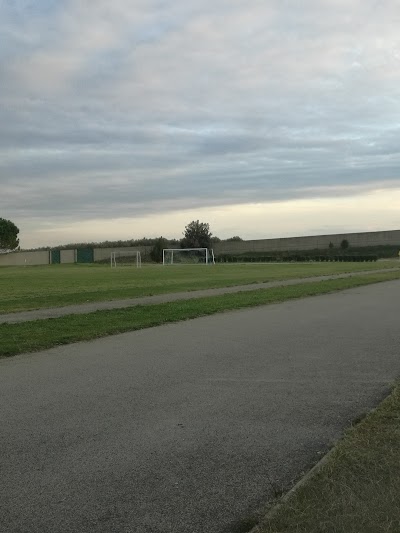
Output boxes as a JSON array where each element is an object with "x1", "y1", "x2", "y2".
[{"x1": 1, "y1": 280, "x2": 400, "y2": 533}]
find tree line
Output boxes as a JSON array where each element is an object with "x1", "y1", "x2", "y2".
[{"x1": 0, "y1": 218, "x2": 242, "y2": 261}]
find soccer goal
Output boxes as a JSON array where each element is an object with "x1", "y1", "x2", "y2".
[
  {"x1": 162, "y1": 248, "x2": 215, "y2": 265},
  {"x1": 111, "y1": 250, "x2": 141, "y2": 268}
]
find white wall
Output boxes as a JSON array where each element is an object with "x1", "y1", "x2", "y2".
[
  {"x1": 60, "y1": 249, "x2": 76, "y2": 263},
  {"x1": 0, "y1": 251, "x2": 50, "y2": 266}
]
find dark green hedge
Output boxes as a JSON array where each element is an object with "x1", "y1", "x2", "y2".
[{"x1": 216, "y1": 255, "x2": 378, "y2": 263}]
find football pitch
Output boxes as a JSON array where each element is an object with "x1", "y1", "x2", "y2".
[{"x1": 1, "y1": 260, "x2": 399, "y2": 314}]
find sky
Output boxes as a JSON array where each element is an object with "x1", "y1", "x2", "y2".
[{"x1": 1, "y1": 0, "x2": 399, "y2": 248}]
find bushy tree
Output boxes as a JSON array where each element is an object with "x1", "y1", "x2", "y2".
[
  {"x1": 226, "y1": 236, "x2": 243, "y2": 242},
  {"x1": 150, "y1": 236, "x2": 168, "y2": 263},
  {"x1": 340, "y1": 239, "x2": 349, "y2": 250},
  {"x1": 0, "y1": 218, "x2": 19, "y2": 252},
  {"x1": 181, "y1": 220, "x2": 212, "y2": 249}
]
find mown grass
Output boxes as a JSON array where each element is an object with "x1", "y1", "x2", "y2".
[
  {"x1": 1, "y1": 270, "x2": 399, "y2": 357},
  {"x1": 0, "y1": 261, "x2": 399, "y2": 313},
  {"x1": 258, "y1": 383, "x2": 400, "y2": 533}
]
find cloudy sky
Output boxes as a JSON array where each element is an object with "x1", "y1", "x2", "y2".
[{"x1": 1, "y1": 0, "x2": 400, "y2": 248}]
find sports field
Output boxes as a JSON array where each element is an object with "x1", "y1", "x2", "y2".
[{"x1": 1, "y1": 261, "x2": 399, "y2": 313}]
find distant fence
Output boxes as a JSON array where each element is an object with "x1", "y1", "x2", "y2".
[
  {"x1": 0, "y1": 246, "x2": 153, "y2": 267},
  {"x1": 1, "y1": 229, "x2": 399, "y2": 267},
  {"x1": 61, "y1": 249, "x2": 76, "y2": 264},
  {"x1": 93, "y1": 246, "x2": 152, "y2": 263},
  {"x1": 217, "y1": 255, "x2": 379, "y2": 263},
  {"x1": 213, "y1": 229, "x2": 400, "y2": 255},
  {"x1": 0, "y1": 250, "x2": 51, "y2": 266}
]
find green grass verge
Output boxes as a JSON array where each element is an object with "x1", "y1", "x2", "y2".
[
  {"x1": 1, "y1": 271, "x2": 399, "y2": 358},
  {"x1": 1, "y1": 261, "x2": 398, "y2": 313},
  {"x1": 258, "y1": 383, "x2": 400, "y2": 533}
]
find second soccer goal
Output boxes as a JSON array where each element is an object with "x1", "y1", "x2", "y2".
[
  {"x1": 162, "y1": 248, "x2": 215, "y2": 265},
  {"x1": 111, "y1": 250, "x2": 142, "y2": 268}
]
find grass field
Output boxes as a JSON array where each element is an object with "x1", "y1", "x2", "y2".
[{"x1": 0, "y1": 261, "x2": 399, "y2": 313}]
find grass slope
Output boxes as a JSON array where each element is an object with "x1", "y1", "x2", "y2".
[
  {"x1": 258, "y1": 384, "x2": 400, "y2": 533},
  {"x1": 0, "y1": 261, "x2": 399, "y2": 313},
  {"x1": 1, "y1": 270, "x2": 399, "y2": 357}
]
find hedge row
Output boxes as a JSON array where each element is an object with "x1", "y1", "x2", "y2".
[{"x1": 216, "y1": 255, "x2": 378, "y2": 263}]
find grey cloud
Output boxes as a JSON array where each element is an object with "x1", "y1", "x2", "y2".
[{"x1": 1, "y1": 0, "x2": 400, "y2": 238}]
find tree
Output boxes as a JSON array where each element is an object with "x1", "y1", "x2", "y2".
[
  {"x1": 0, "y1": 218, "x2": 19, "y2": 252},
  {"x1": 340, "y1": 239, "x2": 349, "y2": 250},
  {"x1": 150, "y1": 236, "x2": 168, "y2": 263},
  {"x1": 181, "y1": 220, "x2": 212, "y2": 249},
  {"x1": 226, "y1": 236, "x2": 243, "y2": 242}
]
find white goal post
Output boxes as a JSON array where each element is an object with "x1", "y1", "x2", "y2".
[
  {"x1": 162, "y1": 248, "x2": 215, "y2": 265},
  {"x1": 111, "y1": 250, "x2": 141, "y2": 268}
]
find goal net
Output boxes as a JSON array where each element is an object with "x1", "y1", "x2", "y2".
[
  {"x1": 162, "y1": 248, "x2": 215, "y2": 265},
  {"x1": 111, "y1": 250, "x2": 141, "y2": 268}
]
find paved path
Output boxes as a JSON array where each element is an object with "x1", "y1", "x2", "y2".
[
  {"x1": 1, "y1": 279, "x2": 400, "y2": 533},
  {"x1": 1, "y1": 267, "x2": 398, "y2": 324}
]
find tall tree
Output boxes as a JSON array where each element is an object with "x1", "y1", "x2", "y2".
[
  {"x1": 0, "y1": 218, "x2": 19, "y2": 252},
  {"x1": 181, "y1": 220, "x2": 212, "y2": 249},
  {"x1": 150, "y1": 236, "x2": 168, "y2": 263}
]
